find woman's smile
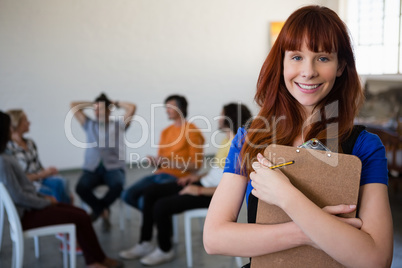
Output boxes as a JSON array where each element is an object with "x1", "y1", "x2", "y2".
[{"x1": 294, "y1": 82, "x2": 323, "y2": 93}]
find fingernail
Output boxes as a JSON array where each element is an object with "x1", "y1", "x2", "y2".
[
  {"x1": 257, "y1": 153, "x2": 263, "y2": 159},
  {"x1": 349, "y1": 205, "x2": 356, "y2": 209},
  {"x1": 252, "y1": 162, "x2": 259, "y2": 169}
]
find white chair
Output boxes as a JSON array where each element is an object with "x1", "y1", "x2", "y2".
[
  {"x1": 0, "y1": 182, "x2": 76, "y2": 268},
  {"x1": 183, "y1": 208, "x2": 243, "y2": 267},
  {"x1": 118, "y1": 198, "x2": 129, "y2": 231},
  {"x1": 172, "y1": 214, "x2": 179, "y2": 244}
]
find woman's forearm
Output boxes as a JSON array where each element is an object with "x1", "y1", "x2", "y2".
[
  {"x1": 70, "y1": 101, "x2": 93, "y2": 108},
  {"x1": 280, "y1": 185, "x2": 393, "y2": 268},
  {"x1": 115, "y1": 101, "x2": 136, "y2": 113},
  {"x1": 204, "y1": 219, "x2": 307, "y2": 257},
  {"x1": 250, "y1": 154, "x2": 393, "y2": 267},
  {"x1": 204, "y1": 174, "x2": 309, "y2": 257},
  {"x1": 70, "y1": 101, "x2": 91, "y2": 125},
  {"x1": 26, "y1": 168, "x2": 49, "y2": 181},
  {"x1": 26, "y1": 172, "x2": 44, "y2": 181},
  {"x1": 115, "y1": 101, "x2": 136, "y2": 127}
]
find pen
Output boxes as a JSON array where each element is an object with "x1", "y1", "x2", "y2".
[{"x1": 269, "y1": 160, "x2": 295, "y2": 169}]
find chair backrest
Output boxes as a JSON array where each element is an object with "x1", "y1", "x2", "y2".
[
  {"x1": 368, "y1": 127, "x2": 402, "y2": 174},
  {"x1": 0, "y1": 182, "x2": 24, "y2": 265}
]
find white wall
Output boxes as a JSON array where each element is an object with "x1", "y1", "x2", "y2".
[{"x1": 0, "y1": 0, "x2": 338, "y2": 170}]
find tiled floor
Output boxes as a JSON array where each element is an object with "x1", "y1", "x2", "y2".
[{"x1": 0, "y1": 165, "x2": 401, "y2": 268}]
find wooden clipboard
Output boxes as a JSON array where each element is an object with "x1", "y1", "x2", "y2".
[{"x1": 251, "y1": 144, "x2": 362, "y2": 268}]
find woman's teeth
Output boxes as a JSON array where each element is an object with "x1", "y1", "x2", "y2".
[{"x1": 297, "y1": 83, "x2": 320, "y2": 90}]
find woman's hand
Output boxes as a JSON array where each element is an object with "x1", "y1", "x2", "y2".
[
  {"x1": 28, "y1": 166, "x2": 58, "y2": 181},
  {"x1": 38, "y1": 167, "x2": 58, "y2": 179},
  {"x1": 250, "y1": 153, "x2": 294, "y2": 207},
  {"x1": 305, "y1": 204, "x2": 362, "y2": 249},
  {"x1": 322, "y1": 204, "x2": 362, "y2": 229},
  {"x1": 46, "y1": 166, "x2": 58, "y2": 176}
]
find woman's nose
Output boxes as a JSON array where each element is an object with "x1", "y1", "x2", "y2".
[{"x1": 301, "y1": 61, "x2": 318, "y2": 79}]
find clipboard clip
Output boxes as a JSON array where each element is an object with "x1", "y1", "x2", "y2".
[{"x1": 298, "y1": 138, "x2": 331, "y2": 152}]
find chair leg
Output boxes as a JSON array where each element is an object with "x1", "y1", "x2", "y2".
[
  {"x1": 197, "y1": 217, "x2": 204, "y2": 233},
  {"x1": 12, "y1": 241, "x2": 17, "y2": 268},
  {"x1": 62, "y1": 236, "x2": 68, "y2": 268},
  {"x1": 11, "y1": 234, "x2": 23, "y2": 268},
  {"x1": 69, "y1": 228, "x2": 76, "y2": 268},
  {"x1": 119, "y1": 199, "x2": 125, "y2": 231},
  {"x1": 235, "y1": 256, "x2": 243, "y2": 267},
  {"x1": 172, "y1": 214, "x2": 179, "y2": 244},
  {"x1": 125, "y1": 201, "x2": 132, "y2": 220},
  {"x1": 34, "y1": 236, "x2": 40, "y2": 258},
  {"x1": 119, "y1": 200, "x2": 136, "y2": 231},
  {"x1": 184, "y1": 213, "x2": 193, "y2": 267}
]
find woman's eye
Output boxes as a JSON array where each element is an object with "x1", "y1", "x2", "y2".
[
  {"x1": 292, "y1": 56, "x2": 302, "y2": 61},
  {"x1": 318, "y1": 57, "x2": 329, "y2": 62}
]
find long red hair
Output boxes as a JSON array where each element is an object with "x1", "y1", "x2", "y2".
[{"x1": 241, "y1": 5, "x2": 364, "y2": 176}]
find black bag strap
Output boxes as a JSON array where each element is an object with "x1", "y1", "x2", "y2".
[{"x1": 341, "y1": 125, "x2": 366, "y2": 154}]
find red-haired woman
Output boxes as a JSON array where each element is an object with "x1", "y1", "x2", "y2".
[{"x1": 204, "y1": 5, "x2": 393, "y2": 268}]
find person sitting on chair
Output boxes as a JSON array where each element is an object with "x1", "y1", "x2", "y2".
[
  {"x1": 121, "y1": 95, "x2": 205, "y2": 211},
  {"x1": 119, "y1": 103, "x2": 252, "y2": 266},
  {"x1": 0, "y1": 111, "x2": 123, "y2": 268},
  {"x1": 71, "y1": 93, "x2": 136, "y2": 232},
  {"x1": 6, "y1": 109, "x2": 72, "y2": 204}
]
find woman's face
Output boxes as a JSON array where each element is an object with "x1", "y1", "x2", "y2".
[
  {"x1": 94, "y1": 102, "x2": 110, "y2": 122},
  {"x1": 16, "y1": 113, "x2": 30, "y2": 134},
  {"x1": 283, "y1": 42, "x2": 344, "y2": 114},
  {"x1": 165, "y1": 100, "x2": 181, "y2": 120}
]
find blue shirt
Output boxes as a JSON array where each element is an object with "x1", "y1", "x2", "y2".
[
  {"x1": 223, "y1": 127, "x2": 389, "y2": 205},
  {"x1": 83, "y1": 118, "x2": 126, "y2": 171}
]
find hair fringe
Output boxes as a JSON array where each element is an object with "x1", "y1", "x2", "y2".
[{"x1": 240, "y1": 6, "x2": 364, "y2": 178}]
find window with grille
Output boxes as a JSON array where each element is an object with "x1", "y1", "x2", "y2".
[{"x1": 346, "y1": 0, "x2": 401, "y2": 74}]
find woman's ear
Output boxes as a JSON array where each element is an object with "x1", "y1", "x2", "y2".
[{"x1": 337, "y1": 61, "x2": 346, "y2": 77}]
